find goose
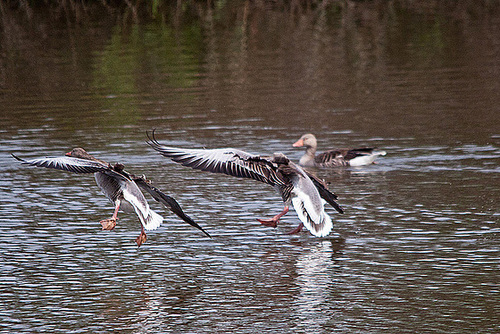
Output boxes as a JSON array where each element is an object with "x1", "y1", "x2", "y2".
[
  {"x1": 293, "y1": 133, "x2": 386, "y2": 167},
  {"x1": 147, "y1": 132, "x2": 344, "y2": 237},
  {"x1": 12, "y1": 148, "x2": 210, "y2": 246}
]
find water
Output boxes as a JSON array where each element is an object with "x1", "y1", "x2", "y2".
[{"x1": 1, "y1": 2, "x2": 499, "y2": 333}]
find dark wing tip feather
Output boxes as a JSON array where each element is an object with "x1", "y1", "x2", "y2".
[
  {"x1": 304, "y1": 170, "x2": 344, "y2": 214},
  {"x1": 344, "y1": 148, "x2": 377, "y2": 160},
  {"x1": 134, "y1": 178, "x2": 211, "y2": 238},
  {"x1": 146, "y1": 129, "x2": 163, "y2": 151},
  {"x1": 331, "y1": 200, "x2": 344, "y2": 214},
  {"x1": 318, "y1": 185, "x2": 344, "y2": 214},
  {"x1": 11, "y1": 153, "x2": 25, "y2": 162}
]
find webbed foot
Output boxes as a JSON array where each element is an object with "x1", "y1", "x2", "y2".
[{"x1": 100, "y1": 218, "x2": 117, "y2": 230}]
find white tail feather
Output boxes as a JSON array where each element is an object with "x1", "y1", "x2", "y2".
[
  {"x1": 292, "y1": 197, "x2": 333, "y2": 237},
  {"x1": 349, "y1": 150, "x2": 386, "y2": 166},
  {"x1": 143, "y1": 210, "x2": 163, "y2": 231},
  {"x1": 122, "y1": 188, "x2": 164, "y2": 231}
]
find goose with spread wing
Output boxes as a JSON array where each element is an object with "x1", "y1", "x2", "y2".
[
  {"x1": 293, "y1": 133, "x2": 386, "y2": 167},
  {"x1": 13, "y1": 148, "x2": 210, "y2": 246},
  {"x1": 147, "y1": 132, "x2": 344, "y2": 237}
]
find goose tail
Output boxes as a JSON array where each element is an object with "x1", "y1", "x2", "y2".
[
  {"x1": 143, "y1": 210, "x2": 163, "y2": 231},
  {"x1": 292, "y1": 197, "x2": 333, "y2": 237},
  {"x1": 349, "y1": 150, "x2": 387, "y2": 166}
]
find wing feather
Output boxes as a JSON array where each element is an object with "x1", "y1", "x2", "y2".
[
  {"x1": 147, "y1": 132, "x2": 285, "y2": 187},
  {"x1": 12, "y1": 154, "x2": 109, "y2": 174},
  {"x1": 343, "y1": 148, "x2": 377, "y2": 161},
  {"x1": 134, "y1": 178, "x2": 211, "y2": 237},
  {"x1": 304, "y1": 170, "x2": 344, "y2": 214}
]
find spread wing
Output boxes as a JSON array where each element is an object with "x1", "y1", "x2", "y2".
[
  {"x1": 12, "y1": 154, "x2": 110, "y2": 174},
  {"x1": 147, "y1": 132, "x2": 286, "y2": 188},
  {"x1": 134, "y1": 177, "x2": 211, "y2": 238}
]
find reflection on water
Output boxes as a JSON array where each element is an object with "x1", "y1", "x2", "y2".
[
  {"x1": 1, "y1": 1, "x2": 499, "y2": 333},
  {"x1": 293, "y1": 240, "x2": 341, "y2": 333}
]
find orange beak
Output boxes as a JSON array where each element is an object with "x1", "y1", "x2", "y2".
[
  {"x1": 65, "y1": 152, "x2": 71, "y2": 157},
  {"x1": 293, "y1": 139, "x2": 304, "y2": 147}
]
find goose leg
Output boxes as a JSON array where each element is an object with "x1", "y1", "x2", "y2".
[
  {"x1": 257, "y1": 206, "x2": 289, "y2": 228},
  {"x1": 100, "y1": 201, "x2": 120, "y2": 230},
  {"x1": 287, "y1": 222, "x2": 304, "y2": 235},
  {"x1": 136, "y1": 225, "x2": 147, "y2": 247}
]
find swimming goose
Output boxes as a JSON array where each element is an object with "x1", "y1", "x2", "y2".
[
  {"x1": 293, "y1": 133, "x2": 386, "y2": 167},
  {"x1": 147, "y1": 132, "x2": 344, "y2": 237},
  {"x1": 12, "y1": 148, "x2": 210, "y2": 246}
]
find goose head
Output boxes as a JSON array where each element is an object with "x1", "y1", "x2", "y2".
[
  {"x1": 293, "y1": 134, "x2": 317, "y2": 149},
  {"x1": 65, "y1": 148, "x2": 97, "y2": 161}
]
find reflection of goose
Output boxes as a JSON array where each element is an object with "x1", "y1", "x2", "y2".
[
  {"x1": 13, "y1": 148, "x2": 209, "y2": 246},
  {"x1": 294, "y1": 240, "x2": 337, "y2": 332},
  {"x1": 147, "y1": 132, "x2": 344, "y2": 237},
  {"x1": 293, "y1": 133, "x2": 386, "y2": 167}
]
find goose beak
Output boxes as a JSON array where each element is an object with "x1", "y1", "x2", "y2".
[
  {"x1": 293, "y1": 139, "x2": 304, "y2": 147},
  {"x1": 65, "y1": 152, "x2": 71, "y2": 156}
]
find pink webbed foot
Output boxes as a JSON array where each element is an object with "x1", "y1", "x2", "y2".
[
  {"x1": 100, "y1": 217, "x2": 117, "y2": 230},
  {"x1": 287, "y1": 222, "x2": 304, "y2": 235},
  {"x1": 257, "y1": 217, "x2": 279, "y2": 228},
  {"x1": 101, "y1": 201, "x2": 121, "y2": 230},
  {"x1": 136, "y1": 229, "x2": 147, "y2": 247},
  {"x1": 256, "y1": 206, "x2": 290, "y2": 228}
]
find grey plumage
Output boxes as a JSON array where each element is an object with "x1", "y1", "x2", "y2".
[
  {"x1": 12, "y1": 150, "x2": 209, "y2": 240},
  {"x1": 147, "y1": 132, "x2": 343, "y2": 237}
]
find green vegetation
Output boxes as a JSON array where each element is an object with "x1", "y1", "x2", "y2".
[{"x1": 1, "y1": 0, "x2": 498, "y2": 128}]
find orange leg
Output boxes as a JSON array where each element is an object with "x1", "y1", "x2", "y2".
[
  {"x1": 257, "y1": 206, "x2": 289, "y2": 228},
  {"x1": 100, "y1": 201, "x2": 120, "y2": 230},
  {"x1": 287, "y1": 222, "x2": 304, "y2": 235},
  {"x1": 136, "y1": 225, "x2": 147, "y2": 247}
]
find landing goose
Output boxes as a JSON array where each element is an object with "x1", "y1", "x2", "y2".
[
  {"x1": 13, "y1": 148, "x2": 210, "y2": 246},
  {"x1": 147, "y1": 132, "x2": 344, "y2": 237},
  {"x1": 293, "y1": 133, "x2": 386, "y2": 167}
]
